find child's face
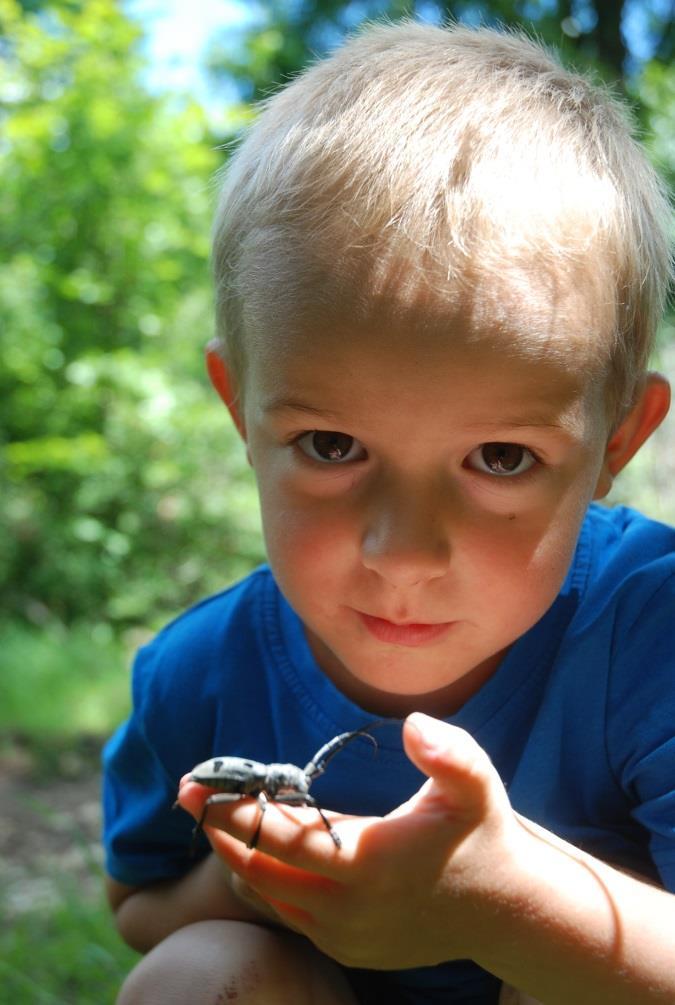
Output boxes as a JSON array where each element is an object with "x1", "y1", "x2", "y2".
[{"x1": 235, "y1": 292, "x2": 615, "y2": 717}]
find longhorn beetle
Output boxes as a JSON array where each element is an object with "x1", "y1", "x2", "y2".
[{"x1": 187, "y1": 722, "x2": 384, "y2": 851}]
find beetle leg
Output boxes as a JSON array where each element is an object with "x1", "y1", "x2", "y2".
[
  {"x1": 199, "y1": 791, "x2": 250, "y2": 828},
  {"x1": 248, "y1": 792, "x2": 268, "y2": 850},
  {"x1": 275, "y1": 793, "x2": 342, "y2": 848},
  {"x1": 314, "y1": 805, "x2": 342, "y2": 848},
  {"x1": 315, "y1": 804, "x2": 342, "y2": 848},
  {"x1": 189, "y1": 792, "x2": 250, "y2": 857}
]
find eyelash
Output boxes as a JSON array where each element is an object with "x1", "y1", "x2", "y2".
[
  {"x1": 463, "y1": 443, "x2": 540, "y2": 478},
  {"x1": 293, "y1": 430, "x2": 367, "y2": 465},
  {"x1": 291, "y1": 431, "x2": 542, "y2": 479}
]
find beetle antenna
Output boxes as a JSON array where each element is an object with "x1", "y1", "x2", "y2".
[{"x1": 304, "y1": 720, "x2": 387, "y2": 780}]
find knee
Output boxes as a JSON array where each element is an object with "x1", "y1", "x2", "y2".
[
  {"x1": 116, "y1": 919, "x2": 355, "y2": 1005},
  {"x1": 116, "y1": 920, "x2": 278, "y2": 1005}
]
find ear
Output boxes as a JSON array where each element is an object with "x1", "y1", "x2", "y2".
[
  {"x1": 205, "y1": 343, "x2": 246, "y2": 441},
  {"x1": 594, "y1": 371, "x2": 670, "y2": 499}
]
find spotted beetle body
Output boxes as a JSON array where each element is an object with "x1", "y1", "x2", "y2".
[
  {"x1": 191, "y1": 757, "x2": 310, "y2": 799},
  {"x1": 187, "y1": 723, "x2": 382, "y2": 850}
]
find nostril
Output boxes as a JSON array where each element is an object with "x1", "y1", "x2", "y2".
[
  {"x1": 361, "y1": 537, "x2": 450, "y2": 586},
  {"x1": 361, "y1": 486, "x2": 451, "y2": 585}
]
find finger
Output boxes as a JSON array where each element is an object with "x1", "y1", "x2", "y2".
[
  {"x1": 256, "y1": 895, "x2": 315, "y2": 931},
  {"x1": 178, "y1": 780, "x2": 364, "y2": 877},
  {"x1": 206, "y1": 824, "x2": 340, "y2": 915},
  {"x1": 228, "y1": 872, "x2": 283, "y2": 923},
  {"x1": 403, "y1": 713, "x2": 510, "y2": 820},
  {"x1": 175, "y1": 779, "x2": 225, "y2": 816},
  {"x1": 229, "y1": 856, "x2": 316, "y2": 935}
]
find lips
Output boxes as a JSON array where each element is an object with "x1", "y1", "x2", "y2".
[{"x1": 358, "y1": 611, "x2": 452, "y2": 647}]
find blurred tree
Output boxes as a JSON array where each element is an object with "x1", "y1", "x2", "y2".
[
  {"x1": 204, "y1": 0, "x2": 675, "y2": 529},
  {"x1": 205, "y1": 0, "x2": 675, "y2": 104},
  {"x1": 0, "y1": 0, "x2": 264, "y2": 626},
  {"x1": 0, "y1": 0, "x2": 671, "y2": 632},
  {"x1": 204, "y1": 0, "x2": 673, "y2": 350}
]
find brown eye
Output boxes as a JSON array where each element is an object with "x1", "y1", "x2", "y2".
[
  {"x1": 465, "y1": 442, "x2": 536, "y2": 477},
  {"x1": 297, "y1": 431, "x2": 367, "y2": 463}
]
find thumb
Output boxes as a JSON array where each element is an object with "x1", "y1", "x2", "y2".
[{"x1": 403, "y1": 712, "x2": 509, "y2": 820}]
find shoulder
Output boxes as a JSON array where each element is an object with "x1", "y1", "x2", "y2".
[
  {"x1": 576, "y1": 504, "x2": 675, "y2": 620},
  {"x1": 581, "y1": 508, "x2": 675, "y2": 778},
  {"x1": 149, "y1": 563, "x2": 274, "y2": 650},
  {"x1": 556, "y1": 505, "x2": 675, "y2": 727},
  {"x1": 585, "y1": 502, "x2": 674, "y2": 560},
  {"x1": 569, "y1": 505, "x2": 674, "y2": 679},
  {"x1": 583, "y1": 503, "x2": 675, "y2": 563},
  {"x1": 131, "y1": 565, "x2": 276, "y2": 720},
  {"x1": 527, "y1": 507, "x2": 675, "y2": 882}
]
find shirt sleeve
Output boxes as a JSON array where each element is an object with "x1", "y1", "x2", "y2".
[
  {"x1": 102, "y1": 637, "x2": 213, "y2": 885},
  {"x1": 606, "y1": 571, "x2": 675, "y2": 890}
]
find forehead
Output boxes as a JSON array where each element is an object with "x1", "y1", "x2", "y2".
[
  {"x1": 242, "y1": 281, "x2": 614, "y2": 449},
  {"x1": 243, "y1": 257, "x2": 614, "y2": 397}
]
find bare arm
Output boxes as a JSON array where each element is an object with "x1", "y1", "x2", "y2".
[
  {"x1": 106, "y1": 851, "x2": 278, "y2": 954},
  {"x1": 468, "y1": 814, "x2": 675, "y2": 1004},
  {"x1": 176, "y1": 715, "x2": 675, "y2": 1003}
]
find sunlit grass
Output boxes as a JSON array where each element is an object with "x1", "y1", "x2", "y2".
[
  {"x1": 0, "y1": 619, "x2": 133, "y2": 748},
  {"x1": 0, "y1": 616, "x2": 154, "y2": 1005},
  {"x1": 0, "y1": 885, "x2": 138, "y2": 1005}
]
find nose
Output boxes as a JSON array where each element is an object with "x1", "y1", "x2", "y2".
[{"x1": 361, "y1": 480, "x2": 450, "y2": 587}]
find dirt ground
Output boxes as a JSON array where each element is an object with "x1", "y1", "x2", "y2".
[{"x1": 0, "y1": 746, "x2": 105, "y2": 919}]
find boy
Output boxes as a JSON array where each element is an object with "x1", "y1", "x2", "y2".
[{"x1": 103, "y1": 20, "x2": 675, "y2": 1005}]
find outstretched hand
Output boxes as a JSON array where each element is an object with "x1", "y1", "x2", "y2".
[{"x1": 177, "y1": 712, "x2": 522, "y2": 970}]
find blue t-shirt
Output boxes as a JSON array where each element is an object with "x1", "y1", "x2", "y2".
[{"x1": 102, "y1": 503, "x2": 675, "y2": 1002}]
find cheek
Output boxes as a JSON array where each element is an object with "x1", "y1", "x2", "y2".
[
  {"x1": 256, "y1": 479, "x2": 356, "y2": 581},
  {"x1": 464, "y1": 496, "x2": 586, "y2": 603}
]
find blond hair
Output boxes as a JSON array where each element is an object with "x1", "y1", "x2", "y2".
[{"x1": 212, "y1": 20, "x2": 672, "y2": 421}]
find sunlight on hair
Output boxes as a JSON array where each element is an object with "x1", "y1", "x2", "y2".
[{"x1": 212, "y1": 21, "x2": 672, "y2": 423}]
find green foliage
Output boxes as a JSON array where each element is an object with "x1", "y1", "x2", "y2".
[
  {"x1": 0, "y1": 618, "x2": 132, "y2": 743},
  {"x1": 634, "y1": 57, "x2": 675, "y2": 191},
  {"x1": 0, "y1": 3, "x2": 672, "y2": 995},
  {"x1": 0, "y1": 0, "x2": 672, "y2": 642},
  {"x1": 0, "y1": 0, "x2": 265, "y2": 628},
  {"x1": 0, "y1": 887, "x2": 138, "y2": 1004},
  {"x1": 205, "y1": 0, "x2": 674, "y2": 103}
]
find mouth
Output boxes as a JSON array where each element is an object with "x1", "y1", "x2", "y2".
[{"x1": 357, "y1": 612, "x2": 453, "y2": 647}]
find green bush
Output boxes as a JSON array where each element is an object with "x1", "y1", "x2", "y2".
[
  {"x1": 0, "y1": 0, "x2": 671, "y2": 637},
  {"x1": 0, "y1": 0, "x2": 264, "y2": 630},
  {"x1": 0, "y1": 618, "x2": 132, "y2": 744},
  {"x1": 0, "y1": 887, "x2": 138, "y2": 1004}
]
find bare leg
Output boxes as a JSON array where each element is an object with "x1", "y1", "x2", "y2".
[{"x1": 116, "y1": 919, "x2": 359, "y2": 1005}]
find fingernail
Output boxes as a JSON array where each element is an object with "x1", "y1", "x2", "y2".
[{"x1": 407, "y1": 712, "x2": 448, "y2": 750}]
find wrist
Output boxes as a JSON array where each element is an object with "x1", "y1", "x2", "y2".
[
  {"x1": 468, "y1": 817, "x2": 596, "y2": 973},
  {"x1": 469, "y1": 815, "x2": 673, "y2": 1005}
]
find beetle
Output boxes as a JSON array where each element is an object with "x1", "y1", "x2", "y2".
[{"x1": 187, "y1": 723, "x2": 383, "y2": 851}]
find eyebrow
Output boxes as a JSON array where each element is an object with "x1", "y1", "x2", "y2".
[
  {"x1": 263, "y1": 398, "x2": 342, "y2": 421},
  {"x1": 465, "y1": 419, "x2": 565, "y2": 430},
  {"x1": 266, "y1": 400, "x2": 574, "y2": 434}
]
